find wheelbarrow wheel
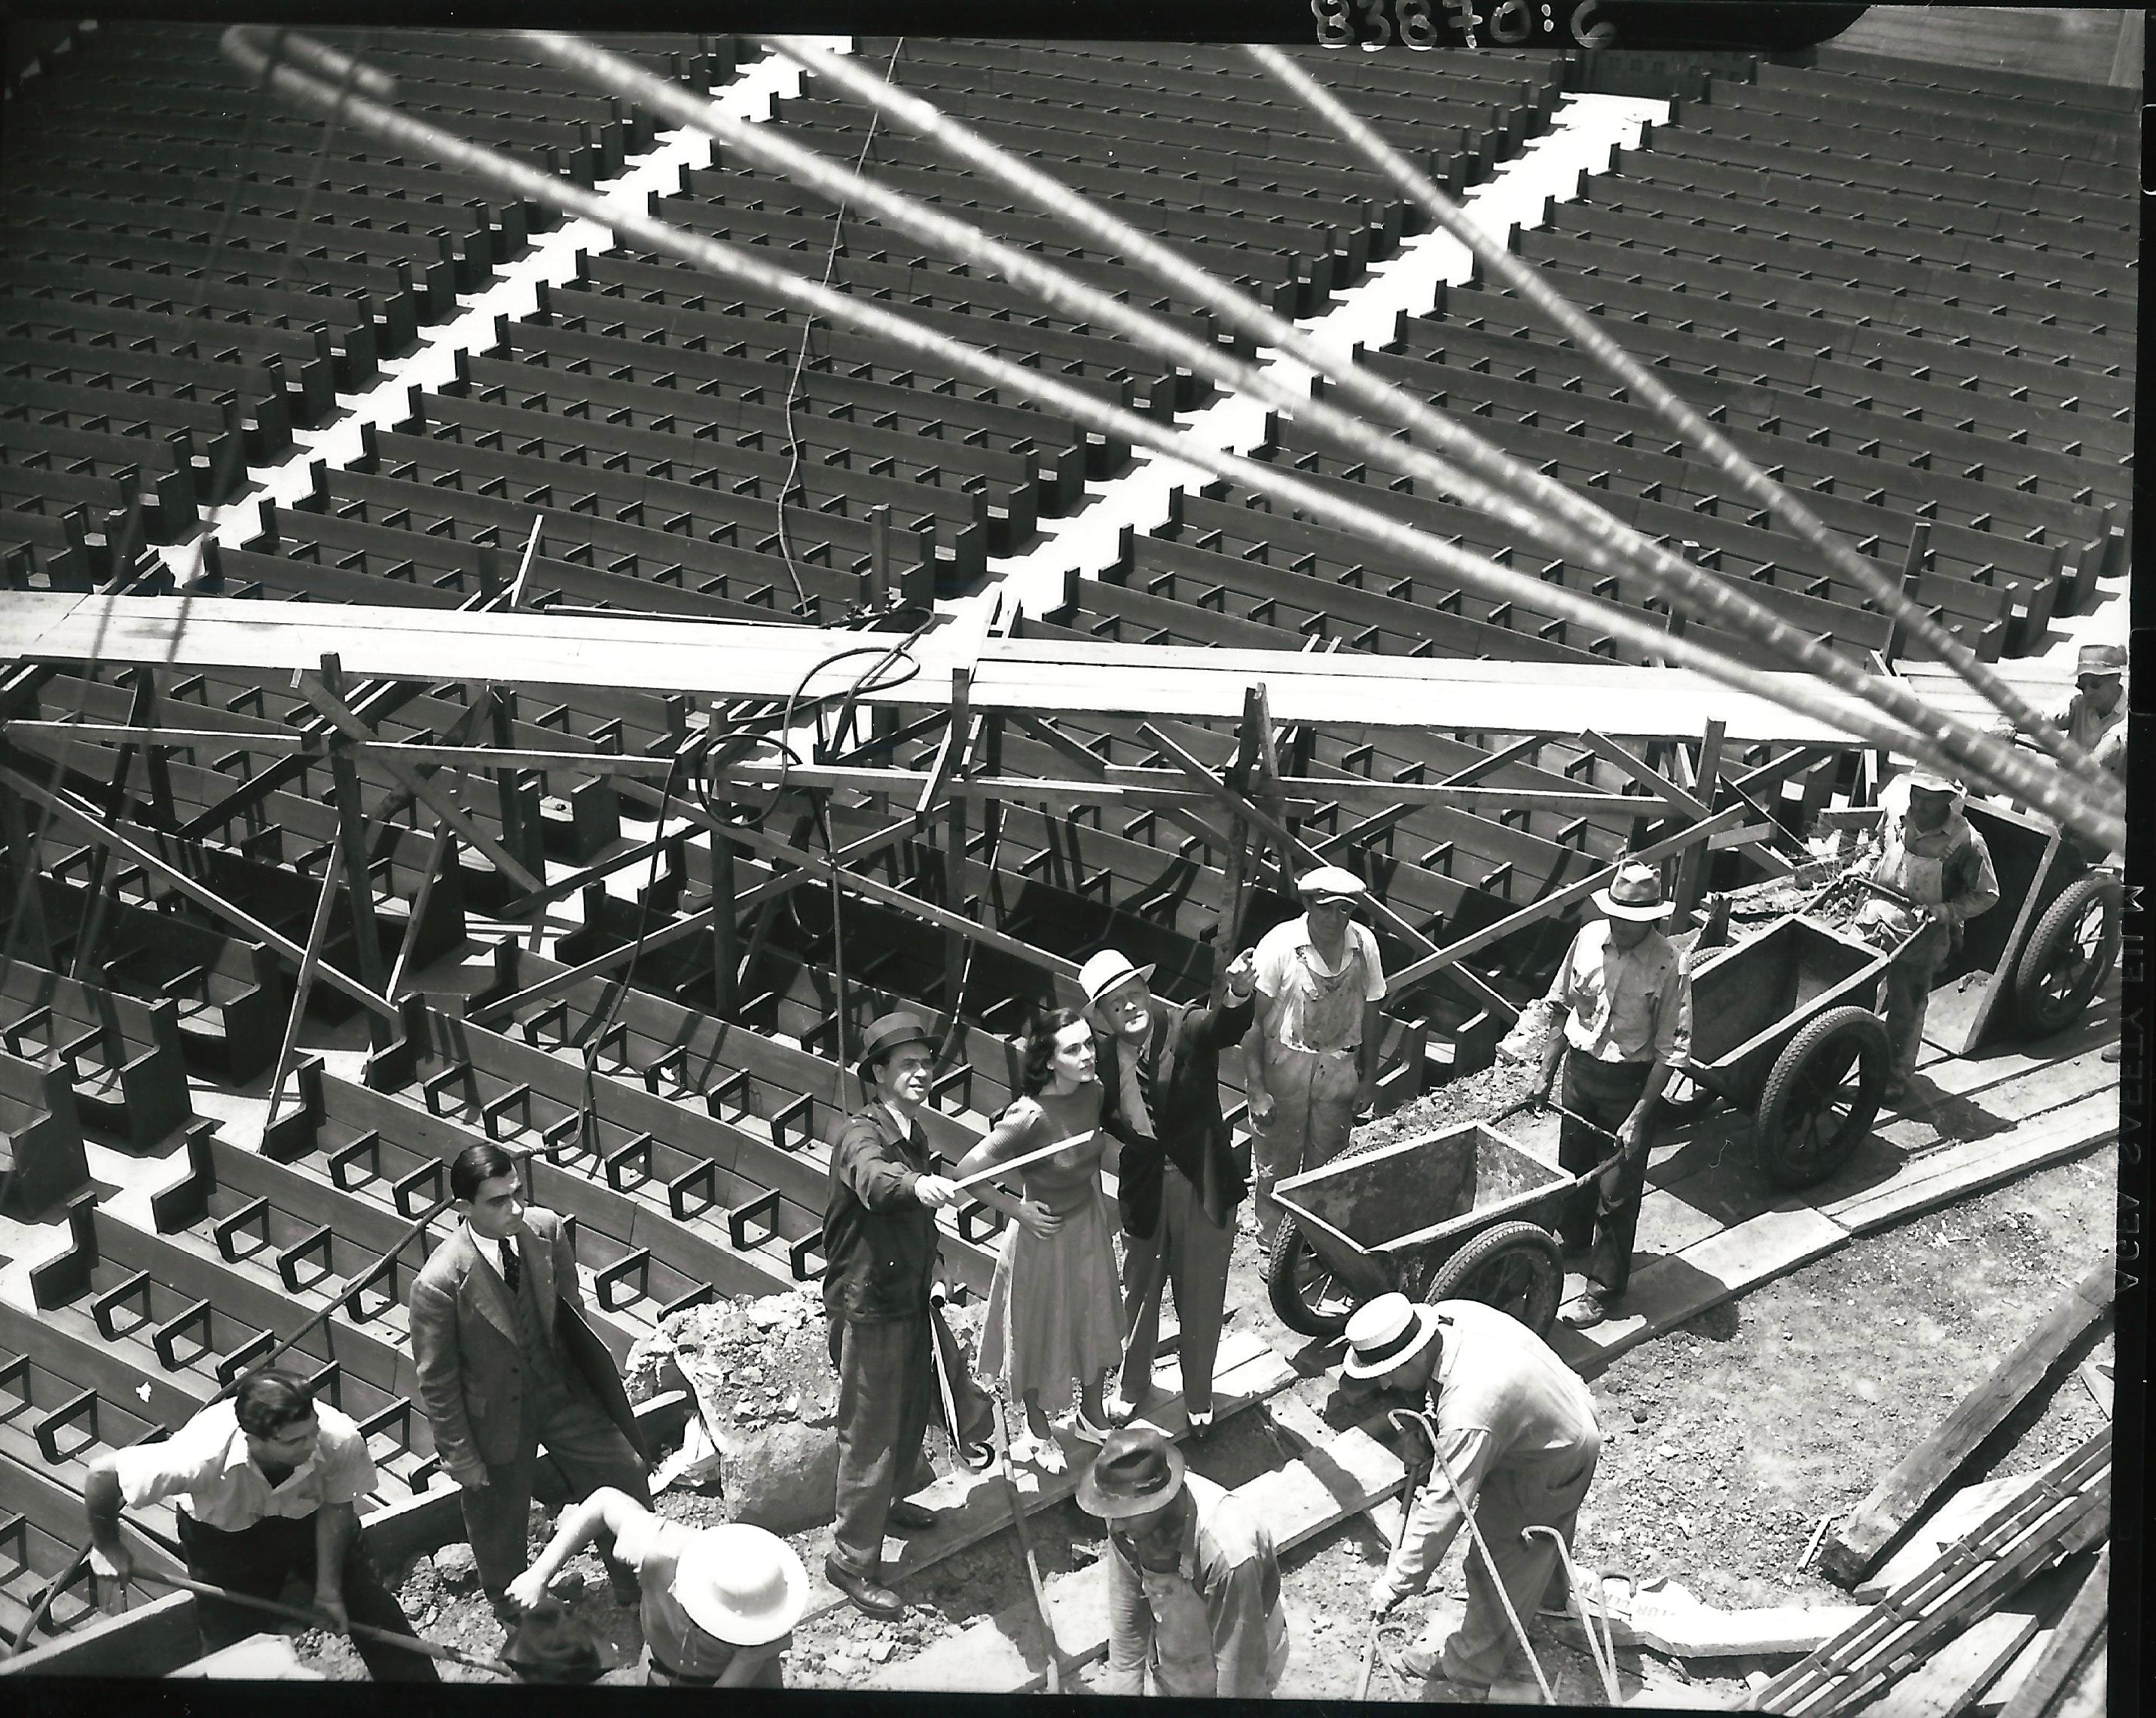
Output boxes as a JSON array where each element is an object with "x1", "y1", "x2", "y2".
[
  {"x1": 1266, "y1": 1218, "x2": 1364, "y2": 1338},
  {"x1": 1422, "y1": 1221, "x2": 1564, "y2": 1337},
  {"x1": 1754, "y1": 1004, "x2": 1889, "y2": 1189},
  {"x1": 2012, "y1": 876, "x2": 2121, "y2": 1039}
]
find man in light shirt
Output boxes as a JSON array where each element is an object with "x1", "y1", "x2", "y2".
[
  {"x1": 1350, "y1": 1295, "x2": 1602, "y2": 1701},
  {"x1": 1531, "y1": 861, "x2": 1693, "y2": 1328},
  {"x1": 1080, "y1": 1426, "x2": 1290, "y2": 1698},
  {"x1": 83, "y1": 1368, "x2": 438, "y2": 1680}
]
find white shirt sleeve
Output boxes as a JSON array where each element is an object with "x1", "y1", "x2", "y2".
[
  {"x1": 1357, "y1": 924, "x2": 1387, "y2": 1001},
  {"x1": 316, "y1": 1411, "x2": 380, "y2": 1506},
  {"x1": 1253, "y1": 922, "x2": 1295, "y2": 999},
  {"x1": 111, "y1": 1415, "x2": 216, "y2": 1511}
]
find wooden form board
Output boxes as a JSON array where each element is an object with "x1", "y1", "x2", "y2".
[
  {"x1": 882, "y1": 1406, "x2": 1414, "y2": 1692},
  {"x1": 0, "y1": 595, "x2": 1920, "y2": 745},
  {"x1": 1863, "y1": 1609, "x2": 2042, "y2": 1718},
  {"x1": 786, "y1": 1328, "x2": 1293, "y2": 1629},
  {"x1": 1820, "y1": 1258, "x2": 2115, "y2": 1586}
]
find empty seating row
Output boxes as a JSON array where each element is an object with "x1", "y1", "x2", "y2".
[
  {"x1": 0, "y1": 958, "x2": 191, "y2": 1149},
  {"x1": 1806, "y1": 44, "x2": 2140, "y2": 115},
  {"x1": 0, "y1": 1044, "x2": 87, "y2": 1218}
]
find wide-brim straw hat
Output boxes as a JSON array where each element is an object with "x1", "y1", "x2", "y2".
[
  {"x1": 2075, "y1": 642, "x2": 2127, "y2": 678},
  {"x1": 673, "y1": 1524, "x2": 811, "y2": 1647},
  {"x1": 1075, "y1": 1426, "x2": 1188, "y2": 1520},
  {"x1": 1077, "y1": 949, "x2": 1156, "y2": 1006},
  {"x1": 1591, "y1": 861, "x2": 1675, "y2": 922},
  {"x1": 1341, "y1": 1292, "x2": 1444, "y2": 1381}
]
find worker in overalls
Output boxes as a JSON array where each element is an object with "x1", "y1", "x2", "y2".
[
  {"x1": 1992, "y1": 641, "x2": 2127, "y2": 793},
  {"x1": 1849, "y1": 770, "x2": 1999, "y2": 1103},
  {"x1": 1246, "y1": 866, "x2": 1388, "y2": 1254}
]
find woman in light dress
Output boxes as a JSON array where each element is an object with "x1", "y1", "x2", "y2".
[{"x1": 956, "y1": 1008, "x2": 1123, "y2": 1472}]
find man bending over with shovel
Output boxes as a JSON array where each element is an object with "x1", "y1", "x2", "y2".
[
  {"x1": 84, "y1": 1367, "x2": 438, "y2": 1680},
  {"x1": 1349, "y1": 1295, "x2": 1603, "y2": 1702}
]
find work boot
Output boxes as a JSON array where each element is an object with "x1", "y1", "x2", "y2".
[
  {"x1": 608, "y1": 1567, "x2": 642, "y2": 1608},
  {"x1": 824, "y1": 1554, "x2": 905, "y2": 1620},
  {"x1": 1560, "y1": 1290, "x2": 1612, "y2": 1329},
  {"x1": 886, "y1": 1500, "x2": 937, "y2": 1531},
  {"x1": 1379, "y1": 1640, "x2": 1489, "y2": 1702}
]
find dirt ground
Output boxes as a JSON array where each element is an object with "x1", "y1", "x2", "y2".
[{"x1": 291, "y1": 1138, "x2": 2115, "y2": 1697}]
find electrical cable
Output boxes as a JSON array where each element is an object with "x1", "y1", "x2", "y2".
[{"x1": 772, "y1": 35, "x2": 906, "y2": 617}]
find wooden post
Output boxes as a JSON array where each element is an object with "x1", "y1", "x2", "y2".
[
  {"x1": 489, "y1": 688, "x2": 536, "y2": 877},
  {"x1": 2, "y1": 781, "x2": 51, "y2": 966},
  {"x1": 868, "y1": 504, "x2": 893, "y2": 610},
  {"x1": 130, "y1": 668, "x2": 176, "y2": 830},
  {"x1": 710, "y1": 802, "x2": 739, "y2": 1016},
  {"x1": 943, "y1": 788, "x2": 970, "y2": 1014},
  {"x1": 1672, "y1": 717, "x2": 1725, "y2": 928},
  {"x1": 979, "y1": 711, "x2": 1006, "y2": 933},
  {"x1": 263, "y1": 857, "x2": 344, "y2": 1128},
  {"x1": 317, "y1": 654, "x2": 390, "y2": 1045},
  {"x1": 1882, "y1": 521, "x2": 1932, "y2": 667},
  {"x1": 384, "y1": 826, "x2": 454, "y2": 1001}
]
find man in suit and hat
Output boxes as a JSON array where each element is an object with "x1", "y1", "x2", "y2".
[
  {"x1": 1247, "y1": 864, "x2": 1390, "y2": 1252},
  {"x1": 821, "y1": 1010, "x2": 967, "y2": 1619},
  {"x1": 512, "y1": 1488, "x2": 809, "y2": 1686},
  {"x1": 1079, "y1": 1426, "x2": 1290, "y2": 1698},
  {"x1": 1347, "y1": 1293, "x2": 1602, "y2": 1702},
  {"x1": 1082, "y1": 944, "x2": 1260, "y2": 1434},
  {"x1": 1846, "y1": 769, "x2": 1999, "y2": 1100},
  {"x1": 408, "y1": 1142, "x2": 652, "y2": 1625},
  {"x1": 1531, "y1": 861, "x2": 1693, "y2": 1329}
]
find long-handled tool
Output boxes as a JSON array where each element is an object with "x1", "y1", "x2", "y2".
[
  {"x1": 1522, "y1": 1524, "x2": 1620, "y2": 1705},
  {"x1": 1400, "y1": 1408, "x2": 1557, "y2": 1706},
  {"x1": 127, "y1": 1568, "x2": 521, "y2": 1678},
  {"x1": 1362, "y1": 1406, "x2": 1437, "y2": 1698},
  {"x1": 950, "y1": 1129, "x2": 1098, "y2": 1192},
  {"x1": 990, "y1": 1397, "x2": 1065, "y2": 1693}
]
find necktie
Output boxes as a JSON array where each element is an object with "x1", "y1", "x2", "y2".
[
  {"x1": 1136, "y1": 1035, "x2": 1157, "y2": 1120},
  {"x1": 499, "y1": 1240, "x2": 521, "y2": 1294}
]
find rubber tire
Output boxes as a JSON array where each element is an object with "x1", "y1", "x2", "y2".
[
  {"x1": 1261, "y1": 1131, "x2": 1395, "y2": 1339},
  {"x1": 2012, "y1": 876, "x2": 2122, "y2": 1039},
  {"x1": 1422, "y1": 1220, "x2": 1565, "y2": 1337},
  {"x1": 1753, "y1": 1004, "x2": 1890, "y2": 1190}
]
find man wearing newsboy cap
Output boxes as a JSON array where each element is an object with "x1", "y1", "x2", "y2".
[
  {"x1": 1080, "y1": 1426, "x2": 1290, "y2": 1698},
  {"x1": 1080, "y1": 944, "x2": 1260, "y2": 1434},
  {"x1": 820, "y1": 1012, "x2": 967, "y2": 1618},
  {"x1": 1345, "y1": 1294, "x2": 1602, "y2": 1701},
  {"x1": 1530, "y1": 861, "x2": 1693, "y2": 1329}
]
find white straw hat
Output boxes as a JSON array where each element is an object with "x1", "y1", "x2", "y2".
[
  {"x1": 1077, "y1": 949, "x2": 1155, "y2": 1004},
  {"x1": 1591, "y1": 861, "x2": 1674, "y2": 922},
  {"x1": 672, "y1": 1524, "x2": 810, "y2": 1647},
  {"x1": 1341, "y1": 1293, "x2": 1444, "y2": 1381}
]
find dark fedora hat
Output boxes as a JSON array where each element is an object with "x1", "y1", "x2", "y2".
[
  {"x1": 856, "y1": 1011, "x2": 936, "y2": 1085},
  {"x1": 1075, "y1": 1426, "x2": 1187, "y2": 1521}
]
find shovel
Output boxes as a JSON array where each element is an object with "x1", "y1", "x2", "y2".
[{"x1": 128, "y1": 1568, "x2": 527, "y2": 1679}]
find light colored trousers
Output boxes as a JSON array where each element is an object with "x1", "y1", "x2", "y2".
[{"x1": 1251, "y1": 1044, "x2": 1361, "y2": 1251}]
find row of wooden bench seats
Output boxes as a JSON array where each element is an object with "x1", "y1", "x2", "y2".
[
  {"x1": 759, "y1": 103, "x2": 1403, "y2": 298},
  {"x1": 1510, "y1": 220, "x2": 2129, "y2": 417},
  {"x1": 1529, "y1": 205, "x2": 2124, "y2": 374},
  {"x1": 1629, "y1": 121, "x2": 2134, "y2": 266},
  {"x1": 30, "y1": 870, "x2": 284, "y2": 1083},
  {"x1": 0, "y1": 957, "x2": 191, "y2": 1152},
  {"x1": 545, "y1": 256, "x2": 1162, "y2": 453},
  {"x1": 857, "y1": 36, "x2": 1547, "y2": 179},
  {"x1": 0, "y1": 1041, "x2": 88, "y2": 1220},
  {"x1": 493, "y1": 314, "x2": 1098, "y2": 512},
  {"x1": 1, "y1": 369, "x2": 246, "y2": 521},
  {"x1": 1597, "y1": 144, "x2": 2136, "y2": 304},
  {"x1": 292, "y1": 462, "x2": 895, "y2": 623},
  {"x1": 1306, "y1": 354, "x2": 2087, "y2": 646},
  {"x1": 1683, "y1": 72, "x2": 2138, "y2": 185},
  {"x1": 1354, "y1": 322, "x2": 2127, "y2": 555},
  {"x1": 1569, "y1": 176, "x2": 2130, "y2": 330},
  {"x1": 1806, "y1": 45, "x2": 2139, "y2": 115},
  {"x1": 1422, "y1": 280, "x2": 2132, "y2": 483}
]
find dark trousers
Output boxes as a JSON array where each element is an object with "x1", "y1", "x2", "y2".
[
  {"x1": 1117, "y1": 1163, "x2": 1235, "y2": 1415},
  {"x1": 1555, "y1": 1050, "x2": 1654, "y2": 1299},
  {"x1": 176, "y1": 1509, "x2": 438, "y2": 1683},
  {"x1": 460, "y1": 1375, "x2": 652, "y2": 1600},
  {"x1": 829, "y1": 1314, "x2": 933, "y2": 1580}
]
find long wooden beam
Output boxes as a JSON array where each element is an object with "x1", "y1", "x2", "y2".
[
  {"x1": 3, "y1": 595, "x2": 1923, "y2": 747},
  {"x1": 1384, "y1": 799, "x2": 1755, "y2": 994},
  {"x1": 0, "y1": 758, "x2": 396, "y2": 1020},
  {"x1": 2, "y1": 721, "x2": 681, "y2": 777}
]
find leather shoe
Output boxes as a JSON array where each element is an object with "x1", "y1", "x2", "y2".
[
  {"x1": 1379, "y1": 1642, "x2": 1487, "y2": 1701},
  {"x1": 887, "y1": 1500, "x2": 937, "y2": 1531},
  {"x1": 1560, "y1": 1291, "x2": 1612, "y2": 1329},
  {"x1": 1185, "y1": 1405, "x2": 1216, "y2": 1438},
  {"x1": 823, "y1": 1555, "x2": 905, "y2": 1619}
]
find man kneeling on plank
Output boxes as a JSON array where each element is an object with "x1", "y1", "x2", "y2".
[
  {"x1": 1079, "y1": 1425, "x2": 1290, "y2": 1698},
  {"x1": 512, "y1": 1489, "x2": 808, "y2": 1686},
  {"x1": 1351, "y1": 1295, "x2": 1602, "y2": 1703},
  {"x1": 84, "y1": 1367, "x2": 439, "y2": 1680}
]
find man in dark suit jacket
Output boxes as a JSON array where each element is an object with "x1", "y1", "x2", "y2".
[
  {"x1": 409, "y1": 1142, "x2": 651, "y2": 1622},
  {"x1": 1086, "y1": 946, "x2": 1259, "y2": 1434}
]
